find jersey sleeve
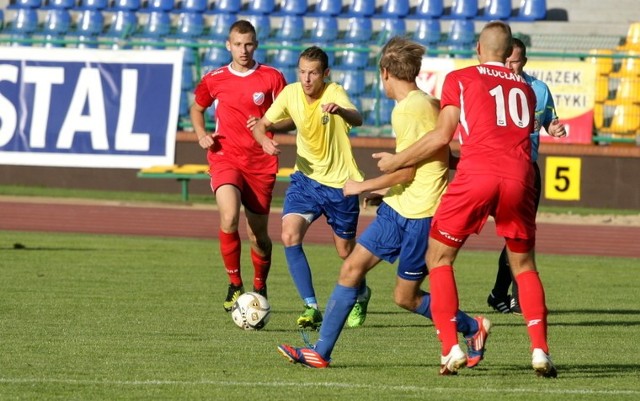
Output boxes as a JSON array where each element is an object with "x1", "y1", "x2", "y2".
[
  {"x1": 439, "y1": 71, "x2": 461, "y2": 109},
  {"x1": 539, "y1": 82, "x2": 558, "y2": 127},
  {"x1": 265, "y1": 84, "x2": 291, "y2": 123},
  {"x1": 193, "y1": 77, "x2": 214, "y2": 108}
]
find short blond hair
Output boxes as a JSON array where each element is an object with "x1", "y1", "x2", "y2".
[{"x1": 379, "y1": 36, "x2": 425, "y2": 82}]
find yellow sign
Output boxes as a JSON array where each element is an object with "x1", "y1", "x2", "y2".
[{"x1": 544, "y1": 157, "x2": 582, "y2": 200}]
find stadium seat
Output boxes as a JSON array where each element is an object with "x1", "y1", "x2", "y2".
[
  {"x1": 243, "y1": 14, "x2": 270, "y2": 40},
  {"x1": 310, "y1": 16, "x2": 338, "y2": 42},
  {"x1": 448, "y1": 0, "x2": 478, "y2": 19},
  {"x1": 344, "y1": 0, "x2": 376, "y2": 17},
  {"x1": 376, "y1": 18, "x2": 407, "y2": 44},
  {"x1": 245, "y1": 0, "x2": 275, "y2": 14},
  {"x1": 109, "y1": 0, "x2": 141, "y2": 11},
  {"x1": 336, "y1": 44, "x2": 370, "y2": 69},
  {"x1": 104, "y1": 10, "x2": 138, "y2": 38},
  {"x1": 254, "y1": 48, "x2": 268, "y2": 64},
  {"x1": 279, "y1": 67, "x2": 298, "y2": 84},
  {"x1": 0, "y1": 10, "x2": 4, "y2": 30},
  {"x1": 607, "y1": 102, "x2": 640, "y2": 134},
  {"x1": 481, "y1": 0, "x2": 512, "y2": 20},
  {"x1": 272, "y1": 41, "x2": 299, "y2": 68},
  {"x1": 140, "y1": 10, "x2": 171, "y2": 38},
  {"x1": 78, "y1": 0, "x2": 107, "y2": 9},
  {"x1": 615, "y1": 77, "x2": 640, "y2": 102},
  {"x1": 42, "y1": 8, "x2": 71, "y2": 37},
  {"x1": 587, "y1": 48, "x2": 614, "y2": 76},
  {"x1": 340, "y1": 16, "x2": 372, "y2": 44},
  {"x1": 206, "y1": 12, "x2": 236, "y2": 40},
  {"x1": 175, "y1": 11, "x2": 204, "y2": 37},
  {"x1": 412, "y1": 18, "x2": 441, "y2": 47},
  {"x1": 182, "y1": 63, "x2": 194, "y2": 89},
  {"x1": 179, "y1": 90, "x2": 190, "y2": 119},
  {"x1": 611, "y1": 51, "x2": 640, "y2": 78},
  {"x1": 176, "y1": 0, "x2": 207, "y2": 13},
  {"x1": 176, "y1": 38, "x2": 198, "y2": 64},
  {"x1": 74, "y1": 9, "x2": 104, "y2": 47},
  {"x1": 619, "y1": 22, "x2": 640, "y2": 50},
  {"x1": 43, "y1": 0, "x2": 76, "y2": 9},
  {"x1": 201, "y1": 46, "x2": 230, "y2": 68},
  {"x1": 595, "y1": 75, "x2": 609, "y2": 102},
  {"x1": 276, "y1": 0, "x2": 308, "y2": 15},
  {"x1": 447, "y1": 19, "x2": 475, "y2": 45},
  {"x1": 409, "y1": 0, "x2": 444, "y2": 19},
  {"x1": 274, "y1": 14, "x2": 304, "y2": 41},
  {"x1": 593, "y1": 102, "x2": 605, "y2": 130},
  {"x1": 377, "y1": 0, "x2": 410, "y2": 18},
  {"x1": 365, "y1": 97, "x2": 394, "y2": 125},
  {"x1": 144, "y1": 0, "x2": 175, "y2": 12},
  {"x1": 208, "y1": 0, "x2": 242, "y2": 14},
  {"x1": 309, "y1": 0, "x2": 342, "y2": 16},
  {"x1": 7, "y1": 0, "x2": 42, "y2": 9},
  {"x1": 6, "y1": 8, "x2": 39, "y2": 35},
  {"x1": 516, "y1": 0, "x2": 546, "y2": 21},
  {"x1": 336, "y1": 69, "x2": 366, "y2": 97}
]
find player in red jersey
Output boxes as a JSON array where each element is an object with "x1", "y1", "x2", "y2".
[
  {"x1": 190, "y1": 20, "x2": 290, "y2": 312},
  {"x1": 376, "y1": 21, "x2": 556, "y2": 378}
]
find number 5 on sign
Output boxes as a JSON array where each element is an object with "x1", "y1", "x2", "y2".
[{"x1": 545, "y1": 157, "x2": 582, "y2": 200}]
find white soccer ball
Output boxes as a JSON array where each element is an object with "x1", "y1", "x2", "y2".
[{"x1": 231, "y1": 292, "x2": 271, "y2": 330}]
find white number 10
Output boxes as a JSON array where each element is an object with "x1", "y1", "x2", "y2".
[{"x1": 489, "y1": 85, "x2": 531, "y2": 128}]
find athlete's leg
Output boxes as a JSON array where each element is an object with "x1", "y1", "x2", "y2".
[
  {"x1": 245, "y1": 209, "x2": 272, "y2": 294},
  {"x1": 314, "y1": 244, "x2": 380, "y2": 359},
  {"x1": 282, "y1": 214, "x2": 316, "y2": 305},
  {"x1": 216, "y1": 184, "x2": 243, "y2": 287}
]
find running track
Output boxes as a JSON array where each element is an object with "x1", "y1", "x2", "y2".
[{"x1": 1, "y1": 197, "x2": 638, "y2": 258}]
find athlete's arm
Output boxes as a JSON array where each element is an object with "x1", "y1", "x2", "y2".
[
  {"x1": 322, "y1": 103, "x2": 363, "y2": 127},
  {"x1": 252, "y1": 117, "x2": 280, "y2": 155},
  {"x1": 190, "y1": 102, "x2": 217, "y2": 150},
  {"x1": 375, "y1": 105, "x2": 459, "y2": 173},
  {"x1": 343, "y1": 166, "x2": 415, "y2": 196}
]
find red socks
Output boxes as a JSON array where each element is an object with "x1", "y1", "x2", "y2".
[
  {"x1": 251, "y1": 248, "x2": 271, "y2": 291},
  {"x1": 515, "y1": 270, "x2": 549, "y2": 353},
  {"x1": 429, "y1": 265, "x2": 459, "y2": 356},
  {"x1": 219, "y1": 230, "x2": 242, "y2": 286}
]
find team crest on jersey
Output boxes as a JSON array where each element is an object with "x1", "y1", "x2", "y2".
[
  {"x1": 321, "y1": 113, "x2": 329, "y2": 125},
  {"x1": 253, "y1": 92, "x2": 265, "y2": 106}
]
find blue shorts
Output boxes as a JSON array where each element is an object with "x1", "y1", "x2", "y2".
[
  {"x1": 357, "y1": 202, "x2": 430, "y2": 281},
  {"x1": 283, "y1": 171, "x2": 359, "y2": 239}
]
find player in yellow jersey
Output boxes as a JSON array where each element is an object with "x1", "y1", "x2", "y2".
[
  {"x1": 252, "y1": 46, "x2": 369, "y2": 329},
  {"x1": 276, "y1": 37, "x2": 490, "y2": 369}
]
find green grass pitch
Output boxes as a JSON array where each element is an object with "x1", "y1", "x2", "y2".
[{"x1": 1, "y1": 230, "x2": 639, "y2": 400}]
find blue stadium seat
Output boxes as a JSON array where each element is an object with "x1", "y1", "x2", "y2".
[
  {"x1": 74, "y1": 9, "x2": 104, "y2": 47},
  {"x1": 206, "y1": 12, "x2": 236, "y2": 39},
  {"x1": 6, "y1": 8, "x2": 39, "y2": 35},
  {"x1": 140, "y1": 10, "x2": 171, "y2": 37},
  {"x1": 207, "y1": 0, "x2": 242, "y2": 14},
  {"x1": 412, "y1": 18, "x2": 441, "y2": 47},
  {"x1": 245, "y1": 0, "x2": 275, "y2": 14},
  {"x1": 43, "y1": 0, "x2": 76, "y2": 9},
  {"x1": 272, "y1": 41, "x2": 299, "y2": 68},
  {"x1": 109, "y1": 0, "x2": 141, "y2": 11},
  {"x1": 365, "y1": 97, "x2": 394, "y2": 125},
  {"x1": 448, "y1": 0, "x2": 478, "y2": 19},
  {"x1": 336, "y1": 44, "x2": 369, "y2": 69},
  {"x1": 481, "y1": 0, "x2": 512, "y2": 20},
  {"x1": 42, "y1": 8, "x2": 71, "y2": 35},
  {"x1": 516, "y1": 0, "x2": 546, "y2": 20},
  {"x1": 144, "y1": 0, "x2": 175, "y2": 12},
  {"x1": 176, "y1": 38, "x2": 198, "y2": 63},
  {"x1": 176, "y1": 0, "x2": 207, "y2": 13},
  {"x1": 340, "y1": 16, "x2": 372, "y2": 44},
  {"x1": 447, "y1": 19, "x2": 475, "y2": 45},
  {"x1": 0, "y1": 10, "x2": 4, "y2": 30},
  {"x1": 344, "y1": 0, "x2": 375, "y2": 17},
  {"x1": 377, "y1": 0, "x2": 410, "y2": 18},
  {"x1": 179, "y1": 90, "x2": 190, "y2": 119},
  {"x1": 254, "y1": 48, "x2": 268, "y2": 64},
  {"x1": 201, "y1": 46, "x2": 230, "y2": 68},
  {"x1": 7, "y1": 0, "x2": 42, "y2": 9},
  {"x1": 279, "y1": 67, "x2": 297, "y2": 84},
  {"x1": 376, "y1": 17, "x2": 407, "y2": 43},
  {"x1": 104, "y1": 10, "x2": 138, "y2": 38},
  {"x1": 274, "y1": 14, "x2": 304, "y2": 41},
  {"x1": 175, "y1": 11, "x2": 204, "y2": 37},
  {"x1": 310, "y1": 16, "x2": 338, "y2": 42},
  {"x1": 309, "y1": 0, "x2": 342, "y2": 16},
  {"x1": 245, "y1": 14, "x2": 270, "y2": 41},
  {"x1": 182, "y1": 63, "x2": 194, "y2": 89},
  {"x1": 336, "y1": 69, "x2": 366, "y2": 97},
  {"x1": 408, "y1": 0, "x2": 444, "y2": 19},
  {"x1": 78, "y1": 0, "x2": 107, "y2": 9},
  {"x1": 276, "y1": 0, "x2": 308, "y2": 15}
]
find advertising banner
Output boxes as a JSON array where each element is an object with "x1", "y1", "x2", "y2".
[
  {"x1": 417, "y1": 57, "x2": 597, "y2": 144},
  {"x1": 0, "y1": 47, "x2": 183, "y2": 168}
]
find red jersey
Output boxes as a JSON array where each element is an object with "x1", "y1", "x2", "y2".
[
  {"x1": 193, "y1": 63, "x2": 287, "y2": 174},
  {"x1": 440, "y1": 62, "x2": 535, "y2": 182}
]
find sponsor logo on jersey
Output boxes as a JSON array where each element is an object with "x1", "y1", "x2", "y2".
[
  {"x1": 438, "y1": 229, "x2": 464, "y2": 243},
  {"x1": 253, "y1": 92, "x2": 265, "y2": 106}
]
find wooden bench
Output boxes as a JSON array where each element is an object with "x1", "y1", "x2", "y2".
[{"x1": 137, "y1": 164, "x2": 293, "y2": 202}]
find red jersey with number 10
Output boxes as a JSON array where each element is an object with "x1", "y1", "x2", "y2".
[
  {"x1": 440, "y1": 62, "x2": 535, "y2": 182},
  {"x1": 193, "y1": 63, "x2": 287, "y2": 174}
]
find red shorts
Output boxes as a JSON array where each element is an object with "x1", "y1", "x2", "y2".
[
  {"x1": 431, "y1": 172, "x2": 537, "y2": 250},
  {"x1": 209, "y1": 160, "x2": 276, "y2": 215}
]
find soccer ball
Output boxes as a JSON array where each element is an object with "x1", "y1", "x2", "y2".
[{"x1": 231, "y1": 292, "x2": 271, "y2": 330}]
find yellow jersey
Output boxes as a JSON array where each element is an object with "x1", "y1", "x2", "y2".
[
  {"x1": 265, "y1": 82, "x2": 364, "y2": 188},
  {"x1": 384, "y1": 90, "x2": 449, "y2": 219}
]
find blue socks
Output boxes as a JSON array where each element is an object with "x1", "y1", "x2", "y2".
[
  {"x1": 284, "y1": 244, "x2": 316, "y2": 303},
  {"x1": 414, "y1": 292, "x2": 478, "y2": 336},
  {"x1": 314, "y1": 284, "x2": 358, "y2": 359}
]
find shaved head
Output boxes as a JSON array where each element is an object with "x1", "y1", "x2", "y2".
[{"x1": 477, "y1": 21, "x2": 513, "y2": 63}]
